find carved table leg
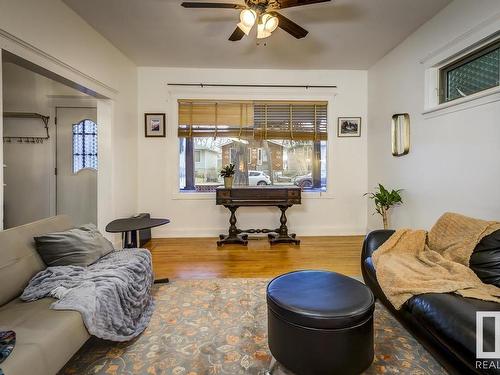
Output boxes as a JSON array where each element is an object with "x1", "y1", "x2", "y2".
[
  {"x1": 217, "y1": 206, "x2": 248, "y2": 246},
  {"x1": 269, "y1": 205, "x2": 300, "y2": 245}
]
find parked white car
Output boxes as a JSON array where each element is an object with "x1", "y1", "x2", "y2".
[{"x1": 248, "y1": 170, "x2": 271, "y2": 186}]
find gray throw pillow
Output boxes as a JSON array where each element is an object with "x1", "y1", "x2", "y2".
[{"x1": 34, "y1": 224, "x2": 114, "y2": 267}]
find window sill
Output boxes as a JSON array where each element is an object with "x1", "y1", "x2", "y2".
[
  {"x1": 423, "y1": 86, "x2": 500, "y2": 119},
  {"x1": 173, "y1": 191, "x2": 214, "y2": 200},
  {"x1": 172, "y1": 189, "x2": 334, "y2": 200}
]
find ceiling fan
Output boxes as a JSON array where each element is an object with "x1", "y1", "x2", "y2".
[{"x1": 181, "y1": 0, "x2": 331, "y2": 41}]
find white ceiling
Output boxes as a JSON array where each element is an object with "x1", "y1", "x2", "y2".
[{"x1": 63, "y1": 0, "x2": 451, "y2": 70}]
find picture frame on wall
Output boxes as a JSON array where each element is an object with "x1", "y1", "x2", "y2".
[
  {"x1": 144, "y1": 113, "x2": 166, "y2": 138},
  {"x1": 338, "y1": 117, "x2": 361, "y2": 137}
]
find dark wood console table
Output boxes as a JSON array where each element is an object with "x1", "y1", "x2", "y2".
[{"x1": 216, "y1": 186, "x2": 301, "y2": 246}]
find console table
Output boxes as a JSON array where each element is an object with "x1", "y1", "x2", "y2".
[{"x1": 216, "y1": 186, "x2": 301, "y2": 246}]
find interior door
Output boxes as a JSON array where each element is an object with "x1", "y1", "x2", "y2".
[{"x1": 56, "y1": 107, "x2": 97, "y2": 226}]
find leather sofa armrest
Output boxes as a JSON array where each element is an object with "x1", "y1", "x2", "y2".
[{"x1": 361, "y1": 230, "x2": 395, "y2": 262}]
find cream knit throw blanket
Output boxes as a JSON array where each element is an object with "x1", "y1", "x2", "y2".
[{"x1": 372, "y1": 212, "x2": 500, "y2": 310}]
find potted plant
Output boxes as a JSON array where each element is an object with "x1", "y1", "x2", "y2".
[
  {"x1": 220, "y1": 164, "x2": 236, "y2": 189},
  {"x1": 365, "y1": 184, "x2": 403, "y2": 229}
]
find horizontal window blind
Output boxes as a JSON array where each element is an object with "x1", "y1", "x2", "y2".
[
  {"x1": 178, "y1": 100, "x2": 327, "y2": 141},
  {"x1": 254, "y1": 101, "x2": 327, "y2": 141},
  {"x1": 178, "y1": 100, "x2": 254, "y2": 138}
]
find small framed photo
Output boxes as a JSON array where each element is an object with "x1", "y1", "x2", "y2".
[
  {"x1": 338, "y1": 117, "x2": 361, "y2": 137},
  {"x1": 144, "y1": 113, "x2": 166, "y2": 138}
]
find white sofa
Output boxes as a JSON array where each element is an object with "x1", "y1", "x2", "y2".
[{"x1": 0, "y1": 216, "x2": 90, "y2": 375}]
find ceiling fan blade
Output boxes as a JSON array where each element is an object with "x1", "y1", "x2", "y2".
[
  {"x1": 271, "y1": 0, "x2": 330, "y2": 9},
  {"x1": 274, "y1": 12, "x2": 308, "y2": 39},
  {"x1": 181, "y1": 2, "x2": 245, "y2": 9},
  {"x1": 229, "y1": 27, "x2": 245, "y2": 41}
]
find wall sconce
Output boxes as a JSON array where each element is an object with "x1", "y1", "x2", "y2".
[{"x1": 391, "y1": 113, "x2": 410, "y2": 157}]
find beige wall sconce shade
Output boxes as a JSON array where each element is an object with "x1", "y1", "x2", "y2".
[{"x1": 391, "y1": 113, "x2": 410, "y2": 157}]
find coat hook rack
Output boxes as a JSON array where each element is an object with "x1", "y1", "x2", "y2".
[{"x1": 2, "y1": 112, "x2": 50, "y2": 144}]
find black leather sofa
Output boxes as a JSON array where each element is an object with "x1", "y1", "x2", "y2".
[{"x1": 362, "y1": 229, "x2": 500, "y2": 375}]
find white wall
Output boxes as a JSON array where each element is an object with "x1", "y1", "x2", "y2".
[
  {"x1": 0, "y1": 0, "x2": 138, "y2": 231},
  {"x1": 2, "y1": 62, "x2": 66, "y2": 227},
  {"x1": 0, "y1": 50, "x2": 3, "y2": 227},
  {"x1": 137, "y1": 67, "x2": 368, "y2": 237},
  {"x1": 367, "y1": 0, "x2": 500, "y2": 230},
  {"x1": 2, "y1": 63, "x2": 95, "y2": 228}
]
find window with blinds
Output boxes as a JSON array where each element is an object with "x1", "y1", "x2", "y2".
[
  {"x1": 253, "y1": 102, "x2": 327, "y2": 141},
  {"x1": 178, "y1": 100, "x2": 328, "y2": 141},
  {"x1": 178, "y1": 99, "x2": 328, "y2": 192}
]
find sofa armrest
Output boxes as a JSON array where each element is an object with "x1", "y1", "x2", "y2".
[{"x1": 361, "y1": 230, "x2": 395, "y2": 262}]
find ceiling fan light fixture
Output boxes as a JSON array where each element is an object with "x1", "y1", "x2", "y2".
[
  {"x1": 257, "y1": 13, "x2": 278, "y2": 39},
  {"x1": 263, "y1": 13, "x2": 279, "y2": 33},
  {"x1": 257, "y1": 22, "x2": 272, "y2": 39},
  {"x1": 237, "y1": 9, "x2": 256, "y2": 35}
]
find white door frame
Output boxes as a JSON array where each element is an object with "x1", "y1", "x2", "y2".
[
  {"x1": 50, "y1": 98, "x2": 112, "y2": 232},
  {"x1": 53, "y1": 103, "x2": 97, "y2": 220}
]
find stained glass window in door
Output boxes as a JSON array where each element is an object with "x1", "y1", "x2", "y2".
[{"x1": 72, "y1": 119, "x2": 98, "y2": 173}]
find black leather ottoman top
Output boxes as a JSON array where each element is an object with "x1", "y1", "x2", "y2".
[{"x1": 267, "y1": 270, "x2": 375, "y2": 330}]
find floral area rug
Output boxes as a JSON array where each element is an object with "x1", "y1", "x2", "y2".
[{"x1": 60, "y1": 279, "x2": 445, "y2": 375}]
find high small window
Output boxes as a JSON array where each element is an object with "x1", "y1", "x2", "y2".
[
  {"x1": 72, "y1": 119, "x2": 98, "y2": 174},
  {"x1": 440, "y1": 39, "x2": 499, "y2": 103}
]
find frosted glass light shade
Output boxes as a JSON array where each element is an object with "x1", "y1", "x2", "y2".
[
  {"x1": 257, "y1": 13, "x2": 278, "y2": 39},
  {"x1": 237, "y1": 9, "x2": 256, "y2": 35},
  {"x1": 263, "y1": 13, "x2": 279, "y2": 33},
  {"x1": 257, "y1": 23, "x2": 272, "y2": 39}
]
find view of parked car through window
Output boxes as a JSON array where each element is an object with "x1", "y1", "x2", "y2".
[{"x1": 178, "y1": 100, "x2": 328, "y2": 192}]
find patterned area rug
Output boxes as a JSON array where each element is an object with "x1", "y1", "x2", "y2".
[{"x1": 60, "y1": 279, "x2": 445, "y2": 375}]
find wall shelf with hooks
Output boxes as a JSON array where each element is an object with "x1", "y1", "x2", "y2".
[{"x1": 2, "y1": 112, "x2": 50, "y2": 144}]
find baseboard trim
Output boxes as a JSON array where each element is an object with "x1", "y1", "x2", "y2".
[{"x1": 150, "y1": 226, "x2": 368, "y2": 238}]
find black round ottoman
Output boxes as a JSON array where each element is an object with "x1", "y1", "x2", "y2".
[{"x1": 266, "y1": 270, "x2": 375, "y2": 375}]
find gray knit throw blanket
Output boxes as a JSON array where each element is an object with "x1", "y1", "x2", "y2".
[{"x1": 21, "y1": 249, "x2": 155, "y2": 342}]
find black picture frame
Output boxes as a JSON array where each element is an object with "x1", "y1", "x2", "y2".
[{"x1": 144, "y1": 113, "x2": 166, "y2": 138}]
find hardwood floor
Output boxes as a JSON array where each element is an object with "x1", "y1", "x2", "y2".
[{"x1": 147, "y1": 236, "x2": 364, "y2": 280}]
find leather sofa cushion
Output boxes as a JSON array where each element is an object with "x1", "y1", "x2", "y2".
[
  {"x1": 405, "y1": 293, "x2": 500, "y2": 363},
  {"x1": 267, "y1": 270, "x2": 374, "y2": 329},
  {"x1": 470, "y1": 229, "x2": 500, "y2": 287},
  {"x1": 0, "y1": 297, "x2": 89, "y2": 375}
]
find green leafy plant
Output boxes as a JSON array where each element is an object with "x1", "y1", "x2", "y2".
[
  {"x1": 365, "y1": 184, "x2": 403, "y2": 229},
  {"x1": 220, "y1": 164, "x2": 235, "y2": 178}
]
